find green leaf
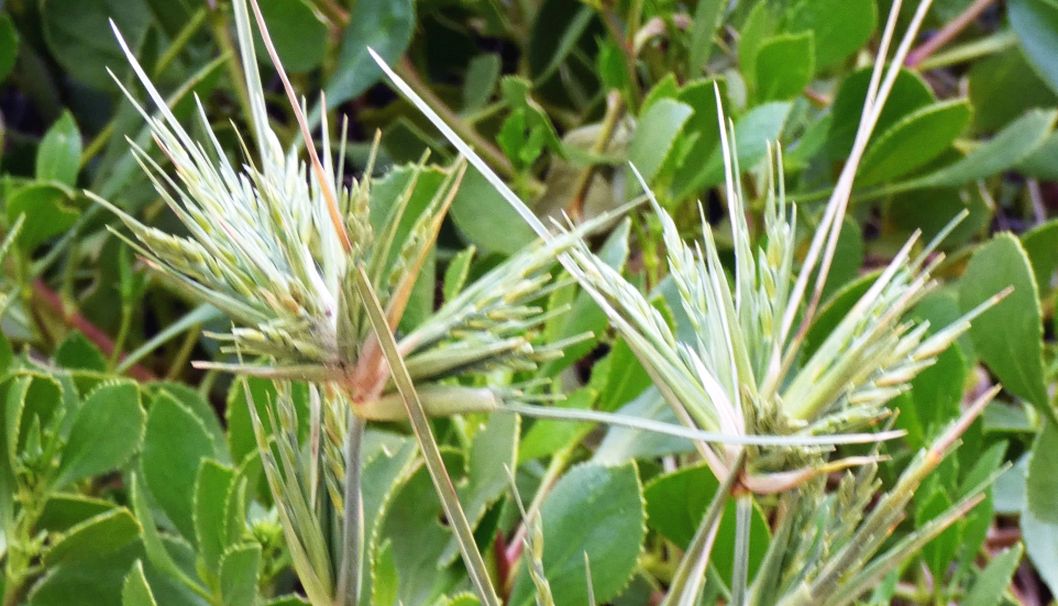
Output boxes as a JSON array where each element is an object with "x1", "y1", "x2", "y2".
[
  {"x1": 963, "y1": 544, "x2": 1023, "y2": 606},
  {"x1": 1018, "y1": 132, "x2": 1058, "y2": 180},
  {"x1": 754, "y1": 33, "x2": 814, "y2": 101},
  {"x1": 510, "y1": 462, "x2": 645, "y2": 606},
  {"x1": 121, "y1": 561, "x2": 158, "y2": 606},
  {"x1": 960, "y1": 233, "x2": 1049, "y2": 413},
  {"x1": 688, "y1": 0, "x2": 724, "y2": 74},
  {"x1": 43, "y1": 508, "x2": 141, "y2": 565},
  {"x1": 194, "y1": 459, "x2": 235, "y2": 573},
  {"x1": 785, "y1": 0, "x2": 876, "y2": 69},
  {"x1": 1023, "y1": 419, "x2": 1058, "y2": 595},
  {"x1": 450, "y1": 169, "x2": 536, "y2": 255},
  {"x1": 37, "y1": 111, "x2": 82, "y2": 186},
  {"x1": 1010, "y1": 0, "x2": 1058, "y2": 95},
  {"x1": 326, "y1": 0, "x2": 415, "y2": 106},
  {"x1": 0, "y1": 13, "x2": 18, "y2": 82},
  {"x1": 54, "y1": 332, "x2": 107, "y2": 372},
  {"x1": 129, "y1": 472, "x2": 202, "y2": 594},
  {"x1": 55, "y1": 381, "x2": 144, "y2": 487},
  {"x1": 142, "y1": 390, "x2": 219, "y2": 539},
  {"x1": 738, "y1": 2, "x2": 780, "y2": 91},
  {"x1": 144, "y1": 383, "x2": 226, "y2": 456},
  {"x1": 912, "y1": 109, "x2": 1058, "y2": 188},
  {"x1": 896, "y1": 344, "x2": 966, "y2": 449},
  {"x1": 6, "y1": 183, "x2": 79, "y2": 251},
  {"x1": 463, "y1": 54, "x2": 501, "y2": 113},
  {"x1": 40, "y1": 0, "x2": 151, "y2": 89},
  {"x1": 827, "y1": 67, "x2": 934, "y2": 159},
  {"x1": 519, "y1": 387, "x2": 595, "y2": 461},
  {"x1": 39, "y1": 494, "x2": 115, "y2": 532},
  {"x1": 1022, "y1": 219, "x2": 1058, "y2": 294},
  {"x1": 442, "y1": 246, "x2": 476, "y2": 302},
  {"x1": 359, "y1": 433, "x2": 418, "y2": 602},
  {"x1": 380, "y1": 455, "x2": 464, "y2": 604},
  {"x1": 253, "y1": 0, "x2": 326, "y2": 73},
  {"x1": 643, "y1": 463, "x2": 769, "y2": 582},
  {"x1": 440, "y1": 413, "x2": 518, "y2": 565},
  {"x1": 627, "y1": 98, "x2": 694, "y2": 186},
  {"x1": 969, "y1": 48, "x2": 1056, "y2": 132},
  {"x1": 220, "y1": 544, "x2": 261, "y2": 606},
  {"x1": 858, "y1": 100, "x2": 971, "y2": 186}
]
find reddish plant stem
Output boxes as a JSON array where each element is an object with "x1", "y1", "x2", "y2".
[
  {"x1": 31, "y1": 279, "x2": 157, "y2": 381},
  {"x1": 905, "y1": 0, "x2": 999, "y2": 68}
]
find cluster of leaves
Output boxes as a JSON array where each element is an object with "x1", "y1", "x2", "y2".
[{"x1": 2, "y1": 0, "x2": 1058, "y2": 605}]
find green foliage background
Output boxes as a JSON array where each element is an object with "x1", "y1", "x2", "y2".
[{"x1": 0, "y1": 0, "x2": 1057, "y2": 604}]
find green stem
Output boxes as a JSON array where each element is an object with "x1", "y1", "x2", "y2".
[
  {"x1": 108, "y1": 303, "x2": 133, "y2": 370},
  {"x1": 337, "y1": 414, "x2": 365, "y2": 606},
  {"x1": 154, "y1": 7, "x2": 209, "y2": 75}
]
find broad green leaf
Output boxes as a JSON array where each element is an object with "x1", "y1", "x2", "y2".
[
  {"x1": 0, "y1": 14, "x2": 17, "y2": 82},
  {"x1": 519, "y1": 387, "x2": 595, "y2": 461},
  {"x1": 28, "y1": 541, "x2": 141, "y2": 606},
  {"x1": 1022, "y1": 219, "x2": 1058, "y2": 294},
  {"x1": 827, "y1": 67, "x2": 934, "y2": 159},
  {"x1": 896, "y1": 343, "x2": 966, "y2": 449},
  {"x1": 912, "y1": 109, "x2": 1058, "y2": 188},
  {"x1": 43, "y1": 508, "x2": 140, "y2": 565},
  {"x1": 220, "y1": 544, "x2": 261, "y2": 606},
  {"x1": 194, "y1": 459, "x2": 235, "y2": 573},
  {"x1": 858, "y1": 100, "x2": 971, "y2": 186},
  {"x1": 463, "y1": 54, "x2": 501, "y2": 113},
  {"x1": 597, "y1": 338, "x2": 651, "y2": 412},
  {"x1": 644, "y1": 463, "x2": 769, "y2": 582},
  {"x1": 142, "y1": 391, "x2": 219, "y2": 539},
  {"x1": 39, "y1": 494, "x2": 115, "y2": 532},
  {"x1": 1023, "y1": 419, "x2": 1058, "y2": 595},
  {"x1": 628, "y1": 98, "x2": 694, "y2": 186},
  {"x1": 37, "y1": 111, "x2": 82, "y2": 186},
  {"x1": 55, "y1": 381, "x2": 144, "y2": 487},
  {"x1": 738, "y1": 2, "x2": 780, "y2": 91},
  {"x1": 359, "y1": 433, "x2": 418, "y2": 602},
  {"x1": 703, "y1": 101, "x2": 791, "y2": 183},
  {"x1": 326, "y1": 0, "x2": 415, "y2": 106},
  {"x1": 1018, "y1": 132, "x2": 1058, "y2": 180},
  {"x1": 670, "y1": 78, "x2": 725, "y2": 198},
  {"x1": 969, "y1": 48, "x2": 1056, "y2": 132},
  {"x1": 54, "y1": 332, "x2": 107, "y2": 372},
  {"x1": 40, "y1": 0, "x2": 150, "y2": 88},
  {"x1": 441, "y1": 413, "x2": 519, "y2": 564},
  {"x1": 121, "y1": 561, "x2": 158, "y2": 606},
  {"x1": 442, "y1": 246, "x2": 476, "y2": 302},
  {"x1": 963, "y1": 544, "x2": 1024, "y2": 606},
  {"x1": 144, "y1": 383, "x2": 226, "y2": 455},
  {"x1": 253, "y1": 0, "x2": 326, "y2": 73},
  {"x1": 510, "y1": 462, "x2": 645, "y2": 606},
  {"x1": 755, "y1": 33, "x2": 814, "y2": 101},
  {"x1": 450, "y1": 169, "x2": 535, "y2": 255},
  {"x1": 886, "y1": 186, "x2": 992, "y2": 251},
  {"x1": 688, "y1": 0, "x2": 724, "y2": 74},
  {"x1": 6, "y1": 183, "x2": 79, "y2": 251},
  {"x1": 381, "y1": 454, "x2": 465, "y2": 605},
  {"x1": 914, "y1": 487, "x2": 960, "y2": 581},
  {"x1": 960, "y1": 233, "x2": 1049, "y2": 413},
  {"x1": 129, "y1": 473, "x2": 202, "y2": 594},
  {"x1": 1010, "y1": 0, "x2": 1058, "y2": 95},
  {"x1": 785, "y1": 0, "x2": 876, "y2": 69}
]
